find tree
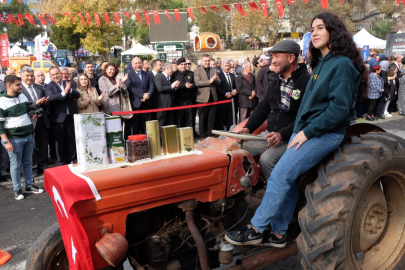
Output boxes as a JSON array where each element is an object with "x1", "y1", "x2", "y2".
[
  {"x1": 122, "y1": 19, "x2": 150, "y2": 45},
  {"x1": 41, "y1": 0, "x2": 126, "y2": 60},
  {"x1": 1, "y1": 0, "x2": 44, "y2": 44},
  {"x1": 50, "y1": 24, "x2": 83, "y2": 50},
  {"x1": 370, "y1": 20, "x2": 394, "y2": 39}
]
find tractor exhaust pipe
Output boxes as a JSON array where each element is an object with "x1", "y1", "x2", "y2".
[{"x1": 225, "y1": 242, "x2": 299, "y2": 270}]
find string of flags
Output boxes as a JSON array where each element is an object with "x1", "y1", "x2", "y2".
[{"x1": 0, "y1": 0, "x2": 403, "y2": 27}]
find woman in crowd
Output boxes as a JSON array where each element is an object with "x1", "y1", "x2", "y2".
[
  {"x1": 366, "y1": 65, "x2": 384, "y2": 121},
  {"x1": 98, "y1": 62, "x2": 128, "y2": 115},
  {"x1": 75, "y1": 73, "x2": 103, "y2": 114},
  {"x1": 383, "y1": 65, "x2": 398, "y2": 118},
  {"x1": 398, "y1": 57, "x2": 405, "y2": 115},
  {"x1": 226, "y1": 12, "x2": 367, "y2": 247}
]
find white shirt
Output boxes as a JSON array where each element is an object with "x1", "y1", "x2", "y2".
[
  {"x1": 22, "y1": 82, "x2": 38, "y2": 101},
  {"x1": 152, "y1": 70, "x2": 158, "y2": 76}
]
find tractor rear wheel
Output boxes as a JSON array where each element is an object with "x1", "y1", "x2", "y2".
[{"x1": 298, "y1": 132, "x2": 405, "y2": 270}]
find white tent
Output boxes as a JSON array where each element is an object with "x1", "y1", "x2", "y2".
[
  {"x1": 353, "y1": 28, "x2": 386, "y2": 49},
  {"x1": 9, "y1": 44, "x2": 30, "y2": 56},
  {"x1": 121, "y1": 43, "x2": 158, "y2": 55}
]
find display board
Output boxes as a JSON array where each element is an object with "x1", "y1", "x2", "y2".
[
  {"x1": 149, "y1": 12, "x2": 188, "y2": 43},
  {"x1": 385, "y1": 33, "x2": 405, "y2": 56},
  {"x1": 155, "y1": 43, "x2": 184, "y2": 63}
]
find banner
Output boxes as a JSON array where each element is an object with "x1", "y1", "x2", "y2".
[
  {"x1": 385, "y1": 33, "x2": 405, "y2": 56},
  {"x1": 362, "y1": 45, "x2": 369, "y2": 62},
  {"x1": 0, "y1": 34, "x2": 9, "y2": 67},
  {"x1": 35, "y1": 35, "x2": 42, "y2": 61},
  {"x1": 302, "y1": 32, "x2": 312, "y2": 58}
]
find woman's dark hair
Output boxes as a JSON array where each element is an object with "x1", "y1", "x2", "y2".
[
  {"x1": 371, "y1": 65, "x2": 381, "y2": 73},
  {"x1": 102, "y1": 62, "x2": 119, "y2": 77},
  {"x1": 309, "y1": 12, "x2": 367, "y2": 101},
  {"x1": 77, "y1": 73, "x2": 92, "y2": 91},
  {"x1": 387, "y1": 65, "x2": 397, "y2": 77},
  {"x1": 252, "y1": 57, "x2": 258, "y2": 67}
]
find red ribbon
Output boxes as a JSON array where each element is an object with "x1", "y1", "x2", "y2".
[
  {"x1": 164, "y1": 10, "x2": 173, "y2": 23},
  {"x1": 143, "y1": 11, "x2": 150, "y2": 25},
  {"x1": 260, "y1": 1, "x2": 268, "y2": 18},
  {"x1": 152, "y1": 10, "x2": 161, "y2": 25},
  {"x1": 186, "y1": 8, "x2": 193, "y2": 21},
  {"x1": 123, "y1": 11, "x2": 130, "y2": 18},
  {"x1": 275, "y1": 0, "x2": 284, "y2": 18},
  {"x1": 94, "y1": 13, "x2": 101, "y2": 27},
  {"x1": 248, "y1": 2, "x2": 259, "y2": 11},
  {"x1": 77, "y1": 13, "x2": 86, "y2": 25},
  {"x1": 45, "y1": 14, "x2": 55, "y2": 24},
  {"x1": 103, "y1": 12, "x2": 110, "y2": 24},
  {"x1": 210, "y1": 5, "x2": 219, "y2": 11},
  {"x1": 36, "y1": 13, "x2": 47, "y2": 26},
  {"x1": 113, "y1": 12, "x2": 120, "y2": 25},
  {"x1": 24, "y1": 13, "x2": 36, "y2": 25},
  {"x1": 222, "y1": 4, "x2": 231, "y2": 12},
  {"x1": 133, "y1": 11, "x2": 142, "y2": 23},
  {"x1": 17, "y1": 14, "x2": 24, "y2": 26},
  {"x1": 112, "y1": 100, "x2": 232, "y2": 116},
  {"x1": 234, "y1": 3, "x2": 247, "y2": 16},
  {"x1": 61, "y1": 12, "x2": 75, "y2": 23},
  {"x1": 201, "y1": 7, "x2": 208, "y2": 13},
  {"x1": 174, "y1": 9, "x2": 180, "y2": 22}
]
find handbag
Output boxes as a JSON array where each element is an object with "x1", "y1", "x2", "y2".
[{"x1": 120, "y1": 88, "x2": 134, "y2": 119}]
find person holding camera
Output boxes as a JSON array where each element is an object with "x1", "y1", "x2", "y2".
[
  {"x1": 0, "y1": 75, "x2": 44, "y2": 200},
  {"x1": 20, "y1": 66, "x2": 50, "y2": 177}
]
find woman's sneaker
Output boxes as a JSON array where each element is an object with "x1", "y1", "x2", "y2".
[
  {"x1": 225, "y1": 224, "x2": 263, "y2": 245},
  {"x1": 384, "y1": 111, "x2": 392, "y2": 117},
  {"x1": 25, "y1": 185, "x2": 44, "y2": 194},
  {"x1": 14, "y1": 189, "x2": 24, "y2": 200},
  {"x1": 261, "y1": 233, "x2": 287, "y2": 248}
]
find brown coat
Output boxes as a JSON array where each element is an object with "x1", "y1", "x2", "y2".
[
  {"x1": 236, "y1": 73, "x2": 257, "y2": 108},
  {"x1": 75, "y1": 87, "x2": 103, "y2": 114},
  {"x1": 194, "y1": 66, "x2": 221, "y2": 103}
]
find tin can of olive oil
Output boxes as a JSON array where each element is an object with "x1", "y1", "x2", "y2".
[
  {"x1": 161, "y1": 125, "x2": 179, "y2": 155},
  {"x1": 178, "y1": 127, "x2": 194, "y2": 153},
  {"x1": 146, "y1": 120, "x2": 161, "y2": 158}
]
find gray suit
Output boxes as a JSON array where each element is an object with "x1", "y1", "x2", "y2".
[{"x1": 153, "y1": 72, "x2": 174, "y2": 126}]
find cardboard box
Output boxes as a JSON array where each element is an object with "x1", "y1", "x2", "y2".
[{"x1": 105, "y1": 116, "x2": 126, "y2": 163}]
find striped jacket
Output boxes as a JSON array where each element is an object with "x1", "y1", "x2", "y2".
[
  {"x1": 367, "y1": 72, "x2": 384, "y2": 99},
  {"x1": 0, "y1": 92, "x2": 33, "y2": 138}
]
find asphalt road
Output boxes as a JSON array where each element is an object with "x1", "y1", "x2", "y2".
[{"x1": 1, "y1": 116, "x2": 405, "y2": 270}]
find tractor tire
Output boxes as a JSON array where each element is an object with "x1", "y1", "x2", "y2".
[
  {"x1": 26, "y1": 223, "x2": 68, "y2": 270},
  {"x1": 297, "y1": 132, "x2": 405, "y2": 270}
]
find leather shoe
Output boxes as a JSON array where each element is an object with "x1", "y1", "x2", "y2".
[
  {"x1": 36, "y1": 169, "x2": 44, "y2": 177},
  {"x1": 0, "y1": 174, "x2": 11, "y2": 182}
]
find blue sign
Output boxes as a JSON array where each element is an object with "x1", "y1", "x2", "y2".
[
  {"x1": 302, "y1": 32, "x2": 311, "y2": 58},
  {"x1": 362, "y1": 45, "x2": 369, "y2": 62}
]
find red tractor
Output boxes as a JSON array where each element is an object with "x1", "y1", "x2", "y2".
[{"x1": 26, "y1": 122, "x2": 405, "y2": 270}]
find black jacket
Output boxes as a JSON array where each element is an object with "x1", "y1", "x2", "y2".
[
  {"x1": 255, "y1": 66, "x2": 274, "y2": 100},
  {"x1": 171, "y1": 70, "x2": 196, "y2": 100},
  {"x1": 244, "y1": 63, "x2": 310, "y2": 142},
  {"x1": 217, "y1": 71, "x2": 236, "y2": 101},
  {"x1": 236, "y1": 73, "x2": 257, "y2": 108},
  {"x1": 45, "y1": 81, "x2": 80, "y2": 123},
  {"x1": 22, "y1": 84, "x2": 51, "y2": 129}
]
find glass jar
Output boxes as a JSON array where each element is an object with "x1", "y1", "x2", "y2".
[{"x1": 126, "y1": 135, "x2": 150, "y2": 162}]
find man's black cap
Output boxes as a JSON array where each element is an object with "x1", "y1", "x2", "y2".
[
  {"x1": 177, "y1": 57, "x2": 186, "y2": 65},
  {"x1": 268, "y1": 40, "x2": 300, "y2": 56}
]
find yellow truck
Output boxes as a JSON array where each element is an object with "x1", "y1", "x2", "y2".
[{"x1": 9, "y1": 57, "x2": 77, "y2": 75}]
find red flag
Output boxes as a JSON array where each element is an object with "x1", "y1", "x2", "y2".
[
  {"x1": 143, "y1": 11, "x2": 150, "y2": 26},
  {"x1": 133, "y1": 11, "x2": 142, "y2": 23},
  {"x1": 186, "y1": 8, "x2": 193, "y2": 21},
  {"x1": 152, "y1": 10, "x2": 161, "y2": 25},
  {"x1": 248, "y1": 2, "x2": 259, "y2": 11},
  {"x1": 17, "y1": 0, "x2": 21, "y2": 4},
  {"x1": 201, "y1": 7, "x2": 208, "y2": 13},
  {"x1": 103, "y1": 12, "x2": 110, "y2": 24},
  {"x1": 222, "y1": 5, "x2": 231, "y2": 12},
  {"x1": 85, "y1": 12, "x2": 91, "y2": 26},
  {"x1": 275, "y1": 0, "x2": 284, "y2": 18},
  {"x1": 113, "y1": 12, "x2": 120, "y2": 25},
  {"x1": 0, "y1": 15, "x2": 7, "y2": 24},
  {"x1": 174, "y1": 9, "x2": 180, "y2": 22},
  {"x1": 260, "y1": 1, "x2": 268, "y2": 18},
  {"x1": 77, "y1": 13, "x2": 86, "y2": 26},
  {"x1": 304, "y1": 0, "x2": 308, "y2": 3},
  {"x1": 234, "y1": 4, "x2": 247, "y2": 17},
  {"x1": 61, "y1": 12, "x2": 75, "y2": 23},
  {"x1": 94, "y1": 13, "x2": 101, "y2": 28},
  {"x1": 164, "y1": 10, "x2": 173, "y2": 23},
  {"x1": 36, "y1": 14, "x2": 47, "y2": 26},
  {"x1": 321, "y1": 0, "x2": 328, "y2": 9},
  {"x1": 287, "y1": 0, "x2": 295, "y2": 5},
  {"x1": 0, "y1": 34, "x2": 9, "y2": 67},
  {"x1": 339, "y1": 0, "x2": 342, "y2": 3},
  {"x1": 24, "y1": 14, "x2": 36, "y2": 25},
  {"x1": 17, "y1": 14, "x2": 25, "y2": 26},
  {"x1": 122, "y1": 12, "x2": 130, "y2": 18},
  {"x1": 45, "y1": 14, "x2": 55, "y2": 24},
  {"x1": 210, "y1": 5, "x2": 219, "y2": 11},
  {"x1": 7, "y1": 14, "x2": 19, "y2": 25},
  {"x1": 397, "y1": 0, "x2": 405, "y2": 4},
  {"x1": 1, "y1": 0, "x2": 5, "y2": 5}
]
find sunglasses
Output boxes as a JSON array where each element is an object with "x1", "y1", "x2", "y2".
[{"x1": 186, "y1": 63, "x2": 191, "y2": 65}]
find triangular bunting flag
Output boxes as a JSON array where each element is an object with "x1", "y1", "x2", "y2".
[
  {"x1": 143, "y1": 11, "x2": 150, "y2": 25},
  {"x1": 133, "y1": 11, "x2": 142, "y2": 23},
  {"x1": 77, "y1": 13, "x2": 86, "y2": 25},
  {"x1": 174, "y1": 9, "x2": 180, "y2": 22},
  {"x1": 248, "y1": 2, "x2": 260, "y2": 11},
  {"x1": 260, "y1": 1, "x2": 268, "y2": 18},
  {"x1": 234, "y1": 4, "x2": 247, "y2": 17},
  {"x1": 186, "y1": 8, "x2": 193, "y2": 21},
  {"x1": 94, "y1": 13, "x2": 101, "y2": 27},
  {"x1": 222, "y1": 5, "x2": 231, "y2": 12},
  {"x1": 164, "y1": 10, "x2": 173, "y2": 23}
]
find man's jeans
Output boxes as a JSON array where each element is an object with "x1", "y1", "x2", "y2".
[
  {"x1": 2, "y1": 134, "x2": 34, "y2": 191},
  {"x1": 251, "y1": 132, "x2": 344, "y2": 235}
]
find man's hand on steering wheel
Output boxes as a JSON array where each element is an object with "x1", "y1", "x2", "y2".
[
  {"x1": 265, "y1": 132, "x2": 282, "y2": 147},
  {"x1": 238, "y1": 127, "x2": 250, "y2": 134}
]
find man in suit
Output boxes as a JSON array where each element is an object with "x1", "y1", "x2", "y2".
[
  {"x1": 171, "y1": 57, "x2": 195, "y2": 128},
  {"x1": 153, "y1": 63, "x2": 180, "y2": 126},
  {"x1": 45, "y1": 67, "x2": 80, "y2": 165},
  {"x1": 148, "y1": 59, "x2": 162, "y2": 121},
  {"x1": 124, "y1": 57, "x2": 155, "y2": 137},
  {"x1": 194, "y1": 54, "x2": 221, "y2": 139},
  {"x1": 34, "y1": 70, "x2": 46, "y2": 92},
  {"x1": 216, "y1": 59, "x2": 237, "y2": 131},
  {"x1": 60, "y1": 67, "x2": 77, "y2": 89},
  {"x1": 20, "y1": 67, "x2": 50, "y2": 176}
]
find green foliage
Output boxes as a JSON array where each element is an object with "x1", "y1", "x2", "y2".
[
  {"x1": 50, "y1": 23, "x2": 84, "y2": 50},
  {"x1": 0, "y1": 0, "x2": 44, "y2": 44},
  {"x1": 122, "y1": 19, "x2": 150, "y2": 45},
  {"x1": 370, "y1": 20, "x2": 394, "y2": 39},
  {"x1": 194, "y1": 12, "x2": 226, "y2": 38},
  {"x1": 233, "y1": 39, "x2": 248, "y2": 51}
]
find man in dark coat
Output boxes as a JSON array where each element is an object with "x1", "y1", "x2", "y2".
[
  {"x1": 124, "y1": 56, "x2": 155, "y2": 136},
  {"x1": 256, "y1": 55, "x2": 274, "y2": 101},
  {"x1": 236, "y1": 61, "x2": 257, "y2": 122},
  {"x1": 216, "y1": 59, "x2": 236, "y2": 130},
  {"x1": 171, "y1": 57, "x2": 195, "y2": 128},
  {"x1": 153, "y1": 63, "x2": 179, "y2": 126}
]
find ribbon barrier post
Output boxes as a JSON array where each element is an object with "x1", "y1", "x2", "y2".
[{"x1": 112, "y1": 100, "x2": 232, "y2": 116}]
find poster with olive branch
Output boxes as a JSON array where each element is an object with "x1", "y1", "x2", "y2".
[{"x1": 74, "y1": 113, "x2": 108, "y2": 171}]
